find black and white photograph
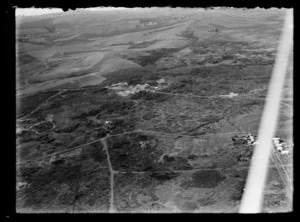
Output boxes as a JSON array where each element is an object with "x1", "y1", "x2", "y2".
[{"x1": 15, "y1": 6, "x2": 293, "y2": 213}]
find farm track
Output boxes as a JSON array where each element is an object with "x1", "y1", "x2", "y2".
[
  {"x1": 72, "y1": 147, "x2": 84, "y2": 212},
  {"x1": 16, "y1": 85, "x2": 292, "y2": 103},
  {"x1": 100, "y1": 137, "x2": 117, "y2": 213},
  {"x1": 16, "y1": 129, "x2": 254, "y2": 166},
  {"x1": 17, "y1": 90, "x2": 66, "y2": 120},
  {"x1": 16, "y1": 126, "x2": 292, "y2": 166},
  {"x1": 270, "y1": 151, "x2": 293, "y2": 200},
  {"x1": 116, "y1": 164, "x2": 292, "y2": 175}
]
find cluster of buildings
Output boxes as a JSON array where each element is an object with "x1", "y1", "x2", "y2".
[
  {"x1": 114, "y1": 83, "x2": 152, "y2": 97},
  {"x1": 109, "y1": 78, "x2": 168, "y2": 97},
  {"x1": 140, "y1": 141, "x2": 148, "y2": 150},
  {"x1": 232, "y1": 133, "x2": 291, "y2": 156},
  {"x1": 232, "y1": 133, "x2": 258, "y2": 146},
  {"x1": 232, "y1": 133, "x2": 292, "y2": 163},
  {"x1": 273, "y1": 137, "x2": 290, "y2": 155}
]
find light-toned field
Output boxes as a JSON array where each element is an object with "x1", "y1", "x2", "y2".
[{"x1": 16, "y1": 8, "x2": 286, "y2": 96}]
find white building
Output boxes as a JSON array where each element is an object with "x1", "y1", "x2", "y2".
[
  {"x1": 16, "y1": 127, "x2": 23, "y2": 134},
  {"x1": 281, "y1": 150, "x2": 289, "y2": 155},
  {"x1": 249, "y1": 134, "x2": 255, "y2": 142},
  {"x1": 111, "y1": 82, "x2": 128, "y2": 87},
  {"x1": 228, "y1": 92, "x2": 239, "y2": 97},
  {"x1": 140, "y1": 141, "x2": 147, "y2": 149},
  {"x1": 273, "y1": 140, "x2": 280, "y2": 145}
]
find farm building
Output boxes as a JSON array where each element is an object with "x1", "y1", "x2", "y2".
[{"x1": 111, "y1": 82, "x2": 128, "y2": 87}]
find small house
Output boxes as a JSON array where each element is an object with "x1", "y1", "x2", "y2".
[
  {"x1": 17, "y1": 182, "x2": 28, "y2": 191},
  {"x1": 50, "y1": 156, "x2": 56, "y2": 163},
  {"x1": 157, "y1": 78, "x2": 166, "y2": 84},
  {"x1": 281, "y1": 150, "x2": 289, "y2": 155},
  {"x1": 273, "y1": 140, "x2": 280, "y2": 145},
  {"x1": 140, "y1": 141, "x2": 147, "y2": 149}
]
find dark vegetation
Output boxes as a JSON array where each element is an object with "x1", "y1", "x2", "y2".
[
  {"x1": 89, "y1": 128, "x2": 109, "y2": 139},
  {"x1": 149, "y1": 168, "x2": 179, "y2": 181},
  {"x1": 18, "y1": 155, "x2": 81, "y2": 209},
  {"x1": 127, "y1": 48, "x2": 181, "y2": 67},
  {"x1": 101, "y1": 68, "x2": 145, "y2": 86},
  {"x1": 96, "y1": 101, "x2": 135, "y2": 118},
  {"x1": 32, "y1": 122, "x2": 53, "y2": 132},
  {"x1": 106, "y1": 118, "x2": 135, "y2": 135},
  {"x1": 18, "y1": 17, "x2": 54, "y2": 30},
  {"x1": 82, "y1": 142, "x2": 106, "y2": 164},
  {"x1": 225, "y1": 100, "x2": 264, "y2": 118},
  {"x1": 57, "y1": 122, "x2": 81, "y2": 133},
  {"x1": 177, "y1": 28, "x2": 197, "y2": 40},
  {"x1": 17, "y1": 56, "x2": 46, "y2": 86},
  {"x1": 162, "y1": 155, "x2": 193, "y2": 170},
  {"x1": 18, "y1": 53, "x2": 40, "y2": 65},
  {"x1": 142, "y1": 111, "x2": 158, "y2": 120},
  {"x1": 231, "y1": 180, "x2": 246, "y2": 201},
  {"x1": 107, "y1": 133, "x2": 162, "y2": 172},
  {"x1": 17, "y1": 90, "x2": 59, "y2": 118},
  {"x1": 50, "y1": 88, "x2": 112, "y2": 108},
  {"x1": 197, "y1": 197, "x2": 216, "y2": 206},
  {"x1": 161, "y1": 64, "x2": 272, "y2": 96},
  {"x1": 18, "y1": 130, "x2": 37, "y2": 143},
  {"x1": 128, "y1": 40, "x2": 159, "y2": 49},
  {"x1": 74, "y1": 170, "x2": 110, "y2": 212},
  {"x1": 130, "y1": 91, "x2": 170, "y2": 101},
  {"x1": 72, "y1": 100, "x2": 135, "y2": 120},
  {"x1": 188, "y1": 170, "x2": 226, "y2": 188}
]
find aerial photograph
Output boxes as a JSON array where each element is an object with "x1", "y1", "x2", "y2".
[{"x1": 15, "y1": 7, "x2": 293, "y2": 213}]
